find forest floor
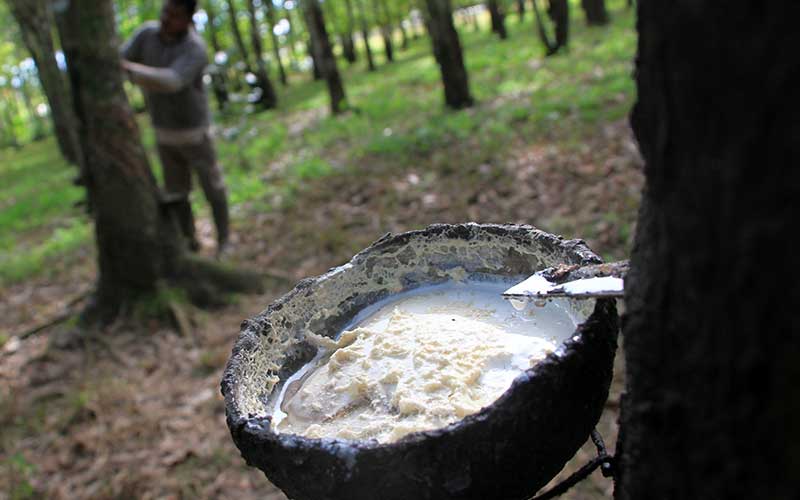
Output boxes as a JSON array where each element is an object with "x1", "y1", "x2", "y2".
[{"x1": 0, "y1": 4, "x2": 642, "y2": 499}]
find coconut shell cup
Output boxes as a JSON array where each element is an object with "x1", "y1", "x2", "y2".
[{"x1": 221, "y1": 223, "x2": 619, "y2": 500}]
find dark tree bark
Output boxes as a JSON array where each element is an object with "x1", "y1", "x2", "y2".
[
  {"x1": 373, "y1": 0, "x2": 394, "y2": 63},
  {"x1": 580, "y1": 0, "x2": 609, "y2": 26},
  {"x1": 307, "y1": 39, "x2": 322, "y2": 80},
  {"x1": 355, "y1": 0, "x2": 376, "y2": 71},
  {"x1": 617, "y1": 2, "x2": 800, "y2": 499},
  {"x1": 55, "y1": 0, "x2": 261, "y2": 321},
  {"x1": 532, "y1": 0, "x2": 568, "y2": 56},
  {"x1": 244, "y1": 0, "x2": 279, "y2": 108},
  {"x1": 204, "y1": 0, "x2": 230, "y2": 111},
  {"x1": 486, "y1": 0, "x2": 508, "y2": 39},
  {"x1": 517, "y1": 0, "x2": 526, "y2": 21},
  {"x1": 301, "y1": 0, "x2": 347, "y2": 114},
  {"x1": 423, "y1": 0, "x2": 473, "y2": 109},
  {"x1": 261, "y1": 0, "x2": 289, "y2": 85},
  {"x1": 341, "y1": 0, "x2": 358, "y2": 63},
  {"x1": 7, "y1": 0, "x2": 81, "y2": 164}
]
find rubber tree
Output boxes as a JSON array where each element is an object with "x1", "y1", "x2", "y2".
[
  {"x1": 517, "y1": 0, "x2": 526, "y2": 21},
  {"x1": 6, "y1": 0, "x2": 81, "y2": 164},
  {"x1": 580, "y1": 0, "x2": 608, "y2": 26},
  {"x1": 244, "y1": 0, "x2": 279, "y2": 107},
  {"x1": 486, "y1": 0, "x2": 507, "y2": 39},
  {"x1": 340, "y1": 0, "x2": 358, "y2": 63},
  {"x1": 531, "y1": 0, "x2": 568, "y2": 56},
  {"x1": 616, "y1": 1, "x2": 800, "y2": 498},
  {"x1": 225, "y1": 0, "x2": 277, "y2": 109},
  {"x1": 300, "y1": 0, "x2": 347, "y2": 114},
  {"x1": 355, "y1": 0, "x2": 376, "y2": 71},
  {"x1": 260, "y1": 0, "x2": 289, "y2": 85},
  {"x1": 55, "y1": 0, "x2": 260, "y2": 321},
  {"x1": 203, "y1": 0, "x2": 230, "y2": 111},
  {"x1": 372, "y1": 0, "x2": 393, "y2": 62},
  {"x1": 423, "y1": 0, "x2": 473, "y2": 109}
]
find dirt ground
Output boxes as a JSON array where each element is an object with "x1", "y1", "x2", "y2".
[{"x1": 0, "y1": 119, "x2": 643, "y2": 499}]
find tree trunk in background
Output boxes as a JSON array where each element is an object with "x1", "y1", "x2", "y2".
[
  {"x1": 373, "y1": 0, "x2": 394, "y2": 63},
  {"x1": 301, "y1": 0, "x2": 347, "y2": 114},
  {"x1": 225, "y1": 0, "x2": 274, "y2": 108},
  {"x1": 423, "y1": 0, "x2": 473, "y2": 109},
  {"x1": 285, "y1": 6, "x2": 301, "y2": 68},
  {"x1": 342, "y1": 0, "x2": 358, "y2": 63},
  {"x1": 517, "y1": 0, "x2": 526, "y2": 21},
  {"x1": 486, "y1": 0, "x2": 507, "y2": 39},
  {"x1": 204, "y1": 1, "x2": 230, "y2": 111},
  {"x1": 549, "y1": 0, "x2": 569, "y2": 50},
  {"x1": 617, "y1": 2, "x2": 800, "y2": 498},
  {"x1": 355, "y1": 0, "x2": 376, "y2": 71},
  {"x1": 245, "y1": 0, "x2": 278, "y2": 108},
  {"x1": 1, "y1": 93, "x2": 20, "y2": 148},
  {"x1": 580, "y1": 0, "x2": 609, "y2": 26},
  {"x1": 18, "y1": 83, "x2": 45, "y2": 141},
  {"x1": 262, "y1": 0, "x2": 289, "y2": 85},
  {"x1": 7, "y1": 0, "x2": 81, "y2": 164}
]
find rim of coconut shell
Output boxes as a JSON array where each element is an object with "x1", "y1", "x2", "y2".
[{"x1": 221, "y1": 222, "x2": 615, "y2": 457}]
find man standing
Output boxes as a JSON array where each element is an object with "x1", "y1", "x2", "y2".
[{"x1": 121, "y1": 0, "x2": 231, "y2": 257}]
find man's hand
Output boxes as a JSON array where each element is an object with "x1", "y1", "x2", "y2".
[{"x1": 119, "y1": 60, "x2": 184, "y2": 93}]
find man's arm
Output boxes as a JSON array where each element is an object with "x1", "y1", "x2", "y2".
[
  {"x1": 122, "y1": 60, "x2": 186, "y2": 93},
  {"x1": 122, "y1": 41, "x2": 207, "y2": 94}
]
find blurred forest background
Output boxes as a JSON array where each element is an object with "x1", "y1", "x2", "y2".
[{"x1": 0, "y1": 0, "x2": 642, "y2": 498}]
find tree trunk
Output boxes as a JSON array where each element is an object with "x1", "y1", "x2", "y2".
[
  {"x1": 374, "y1": 0, "x2": 394, "y2": 63},
  {"x1": 355, "y1": 0, "x2": 376, "y2": 71},
  {"x1": 617, "y1": 2, "x2": 800, "y2": 499},
  {"x1": 204, "y1": 1, "x2": 230, "y2": 111},
  {"x1": 342, "y1": 0, "x2": 358, "y2": 63},
  {"x1": 423, "y1": 0, "x2": 473, "y2": 109},
  {"x1": 262, "y1": 0, "x2": 289, "y2": 85},
  {"x1": 301, "y1": 0, "x2": 347, "y2": 114},
  {"x1": 58, "y1": 0, "x2": 183, "y2": 316},
  {"x1": 7, "y1": 0, "x2": 81, "y2": 164},
  {"x1": 225, "y1": 0, "x2": 274, "y2": 108},
  {"x1": 1, "y1": 92, "x2": 20, "y2": 148},
  {"x1": 245, "y1": 0, "x2": 278, "y2": 108},
  {"x1": 517, "y1": 0, "x2": 526, "y2": 21},
  {"x1": 580, "y1": 0, "x2": 609, "y2": 26},
  {"x1": 487, "y1": 0, "x2": 508, "y2": 39},
  {"x1": 56, "y1": 0, "x2": 261, "y2": 320},
  {"x1": 531, "y1": 0, "x2": 567, "y2": 56}
]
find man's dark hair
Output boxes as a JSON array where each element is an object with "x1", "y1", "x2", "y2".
[{"x1": 171, "y1": 0, "x2": 198, "y2": 16}]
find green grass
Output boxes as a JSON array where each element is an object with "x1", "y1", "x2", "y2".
[{"x1": 0, "y1": 1, "x2": 636, "y2": 286}]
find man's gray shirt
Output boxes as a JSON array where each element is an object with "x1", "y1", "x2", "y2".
[{"x1": 122, "y1": 21, "x2": 210, "y2": 141}]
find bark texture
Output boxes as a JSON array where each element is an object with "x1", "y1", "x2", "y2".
[
  {"x1": 425, "y1": 0, "x2": 475, "y2": 109},
  {"x1": 58, "y1": 0, "x2": 180, "y2": 314},
  {"x1": 487, "y1": 0, "x2": 508, "y2": 39},
  {"x1": 7, "y1": 0, "x2": 81, "y2": 164},
  {"x1": 424, "y1": 0, "x2": 473, "y2": 109},
  {"x1": 57, "y1": 0, "x2": 261, "y2": 319},
  {"x1": 581, "y1": 0, "x2": 609, "y2": 26},
  {"x1": 617, "y1": 1, "x2": 800, "y2": 498},
  {"x1": 302, "y1": 0, "x2": 347, "y2": 114}
]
